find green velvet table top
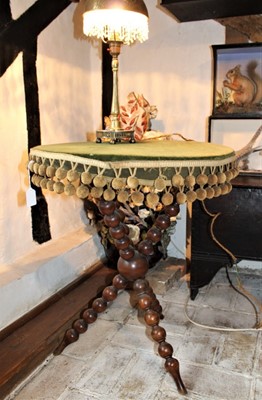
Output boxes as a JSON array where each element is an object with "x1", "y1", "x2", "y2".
[
  {"x1": 29, "y1": 140, "x2": 239, "y2": 205},
  {"x1": 31, "y1": 140, "x2": 235, "y2": 163}
]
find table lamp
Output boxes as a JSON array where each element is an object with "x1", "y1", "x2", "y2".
[{"x1": 82, "y1": 0, "x2": 149, "y2": 143}]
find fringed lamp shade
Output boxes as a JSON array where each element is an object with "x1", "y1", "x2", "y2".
[
  {"x1": 83, "y1": 0, "x2": 149, "y2": 44},
  {"x1": 82, "y1": 0, "x2": 149, "y2": 142}
]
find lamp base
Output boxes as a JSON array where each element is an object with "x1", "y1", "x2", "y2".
[{"x1": 96, "y1": 129, "x2": 136, "y2": 144}]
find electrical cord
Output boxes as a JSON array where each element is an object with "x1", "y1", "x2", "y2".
[
  {"x1": 184, "y1": 262, "x2": 262, "y2": 331},
  {"x1": 184, "y1": 295, "x2": 262, "y2": 332},
  {"x1": 184, "y1": 201, "x2": 262, "y2": 332},
  {"x1": 225, "y1": 262, "x2": 261, "y2": 328}
]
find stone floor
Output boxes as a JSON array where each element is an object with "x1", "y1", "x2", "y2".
[{"x1": 5, "y1": 260, "x2": 262, "y2": 400}]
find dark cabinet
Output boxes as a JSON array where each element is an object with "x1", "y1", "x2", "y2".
[{"x1": 190, "y1": 176, "x2": 262, "y2": 299}]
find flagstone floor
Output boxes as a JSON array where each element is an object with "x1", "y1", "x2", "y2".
[{"x1": 6, "y1": 262, "x2": 262, "y2": 400}]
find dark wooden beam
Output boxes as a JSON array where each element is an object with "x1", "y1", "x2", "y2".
[
  {"x1": 0, "y1": 0, "x2": 12, "y2": 30},
  {"x1": 23, "y1": 42, "x2": 41, "y2": 151},
  {"x1": 161, "y1": 0, "x2": 262, "y2": 22},
  {"x1": 0, "y1": 0, "x2": 72, "y2": 76},
  {"x1": 102, "y1": 42, "x2": 113, "y2": 128},
  {"x1": 217, "y1": 15, "x2": 262, "y2": 42},
  {"x1": 23, "y1": 41, "x2": 51, "y2": 243}
]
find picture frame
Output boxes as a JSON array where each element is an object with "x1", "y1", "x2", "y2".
[
  {"x1": 209, "y1": 117, "x2": 262, "y2": 176},
  {"x1": 212, "y1": 43, "x2": 262, "y2": 118}
]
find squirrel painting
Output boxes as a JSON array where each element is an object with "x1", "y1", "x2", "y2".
[{"x1": 223, "y1": 61, "x2": 262, "y2": 106}]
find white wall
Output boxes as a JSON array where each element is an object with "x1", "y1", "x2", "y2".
[
  {"x1": 0, "y1": 1, "x2": 101, "y2": 264},
  {"x1": 0, "y1": 1, "x2": 104, "y2": 329},
  {"x1": 120, "y1": 2, "x2": 225, "y2": 141},
  {"x1": 120, "y1": 1, "x2": 225, "y2": 257}
]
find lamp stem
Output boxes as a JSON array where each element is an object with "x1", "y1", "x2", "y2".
[
  {"x1": 109, "y1": 41, "x2": 122, "y2": 131},
  {"x1": 96, "y1": 41, "x2": 135, "y2": 143}
]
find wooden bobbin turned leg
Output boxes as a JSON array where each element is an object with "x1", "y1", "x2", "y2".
[
  {"x1": 133, "y1": 278, "x2": 187, "y2": 395},
  {"x1": 101, "y1": 199, "x2": 187, "y2": 395},
  {"x1": 132, "y1": 202, "x2": 186, "y2": 395},
  {"x1": 54, "y1": 272, "x2": 128, "y2": 355},
  {"x1": 54, "y1": 199, "x2": 132, "y2": 355},
  {"x1": 55, "y1": 199, "x2": 187, "y2": 395}
]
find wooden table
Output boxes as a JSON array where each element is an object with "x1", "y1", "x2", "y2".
[{"x1": 29, "y1": 140, "x2": 238, "y2": 395}]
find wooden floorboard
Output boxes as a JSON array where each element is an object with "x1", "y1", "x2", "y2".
[{"x1": 0, "y1": 263, "x2": 117, "y2": 400}]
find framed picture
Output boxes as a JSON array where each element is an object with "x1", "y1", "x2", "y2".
[
  {"x1": 212, "y1": 43, "x2": 262, "y2": 118},
  {"x1": 209, "y1": 117, "x2": 262, "y2": 175}
]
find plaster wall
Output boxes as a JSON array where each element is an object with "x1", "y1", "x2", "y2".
[
  {"x1": 120, "y1": 1, "x2": 225, "y2": 257},
  {"x1": 0, "y1": 1, "x2": 104, "y2": 328},
  {"x1": 120, "y1": 2, "x2": 225, "y2": 141},
  {"x1": 0, "y1": 2, "x2": 101, "y2": 264}
]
